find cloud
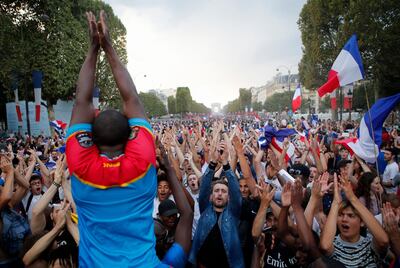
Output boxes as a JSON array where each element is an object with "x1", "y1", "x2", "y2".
[{"x1": 103, "y1": 0, "x2": 306, "y2": 107}]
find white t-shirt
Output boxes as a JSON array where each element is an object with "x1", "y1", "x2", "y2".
[
  {"x1": 187, "y1": 189, "x2": 200, "y2": 239},
  {"x1": 383, "y1": 162, "x2": 399, "y2": 193}
]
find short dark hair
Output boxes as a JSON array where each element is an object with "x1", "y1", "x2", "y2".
[
  {"x1": 211, "y1": 179, "x2": 228, "y2": 191},
  {"x1": 337, "y1": 159, "x2": 351, "y2": 169},
  {"x1": 92, "y1": 110, "x2": 131, "y2": 146}
]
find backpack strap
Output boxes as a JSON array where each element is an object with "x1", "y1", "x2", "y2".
[{"x1": 25, "y1": 193, "x2": 34, "y2": 213}]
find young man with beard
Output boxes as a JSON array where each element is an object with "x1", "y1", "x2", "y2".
[
  {"x1": 320, "y1": 174, "x2": 389, "y2": 267},
  {"x1": 189, "y1": 139, "x2": 243, "y2": 267}
]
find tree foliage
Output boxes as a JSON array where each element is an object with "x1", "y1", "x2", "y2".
[
  {"x1": 190, "y1": 100, "x2": 211, "y2": 113},
  {"x1": 139, "y1": 92, "x2": 167, "y2": 118},
  {"x1": 264, "y1": 91, "x2": 293, "y2": 112},
  {"x1": 239, "y1": 88, "x2": 252, "y2": 111},
  {"x1": 175, "y1": 87, "x2": 192, "y2": 114},
  {"x1": 252, "y1": 101, "x2": 263, "y2": 112},
  {"x1": 223, "y1": 99, "x2": 240, "y2": 113},
  {"x1": 0, "y1": 0, "x2": 127, "y2": 110},
  {"x1": 167, "y1": 95, "x2": 176, "y2": 114},
  {"x1": 298, "y1": 0, "x2": 400, "y2": 98}
]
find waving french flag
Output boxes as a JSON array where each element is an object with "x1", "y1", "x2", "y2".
[
  {"x1": 318, "y1": 35, "x2": 365, "y2": 97},
  {"x1": 50, "y1": 120, "x2": 67, "y2": 135},
  {"x1": 345, "y1": 93, "x2": 400, "y2": 163},
  {"x1": 292, "y1": 84, "x2": 301, "y2": 112},
  {"x1": 259, "y1": 126, "x2": 297, "y2": 162}
]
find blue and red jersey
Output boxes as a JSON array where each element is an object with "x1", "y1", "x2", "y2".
[{"x1": 66, "y1": 118, "x2": 161, "y2": 267}]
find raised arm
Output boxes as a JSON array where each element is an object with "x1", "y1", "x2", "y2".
[
  {"x1": 31, "y1": 155, "x2": 65, "y2": 234},
  {"x1": 341, "y1": 175, "x2": 389, "y2": 252},
  {"x1": 276, "y1": 183, "x2": 296, "y2": 247},
  {"x1": 159, "y1": 144, "x2": 193, "y2": 255},
  {"x1": 0, "y1": 155, "x2": 15, "y2": 209},
  {"x1": 23, "y1": 205, "x2": 68, "y2": 266},
  {"x1": 98, "y1": 10, "x2": 146, "y2": 119},
  {"x1": 319, "y1": 173, "x2": 341, "y2": 256},
  {"x1": 291, "y1": 181, "x2": 321, "y2": 261},
  {"x1": 232, "y1": 135, "x2": 257, "y2": 197},
  {"x1": 70, "y1": 11, "x2": 99, "y2": 125},
  {"x1": 252, "y1": 184, "x2": 275, "y2": 240}
]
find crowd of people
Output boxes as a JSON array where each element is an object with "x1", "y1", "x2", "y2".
[
  {"x1": 1, "y1": 9, "x2": 400, "y2": 268},
  {"x1": 1, "y1": 109, "x2": 400, "y2": 268}
]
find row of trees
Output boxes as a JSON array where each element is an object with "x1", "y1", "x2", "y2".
[
  {"x1": 138, "y1": 87, "x2": 210, "y2": 118},
  {"x1": 298, "y1": 0, "x2": 400, "y2": 99},
  {"x1": 222, "y1": 84, "x2": 375, "y2": 114},
  {"x1": 0, "y1": 0, "x2": 128, "y2": 112},
  {"x1": 167, "y1": 87, "x2": 210, "y2": 115}
]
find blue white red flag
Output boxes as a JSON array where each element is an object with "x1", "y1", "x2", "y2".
[
  {"x1": 346, "y1": 93, "x2": 400, "y2": 163},
  {"x1": 50, "y1": 120, "x2": 67, "y2": 135},
  {"x1": 292, "y1": 84, "x2": 301, "y2": 112},
  {"x1": 318, "y1": 35, "x2": 365, "y2": 97}
]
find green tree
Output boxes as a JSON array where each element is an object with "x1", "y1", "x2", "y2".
[
  {"x1": 298, "y1": 0, "x2": 400, "y2": 99},
  {"x1": 223, "y1": 99, "x2": 240, "y2": 113},
  {"x1": 167, "y1": 95, "x2": 176, "y2": 114},
  {"x1": 0, "y1": 0, "x2": 127, "y2": 110},
  {"x1": 175, "y1": 87, "x2": 192, "y2": 114},
  {"x1": 252, "y1": 101, "x2": 263, "y2": 111},
  {"x1": 138, "y1": 92, "x2": 167, "y2": 118},
  {"x1": 190, "y1": 101, "x2": 211, "y2": 113},
  {"x1": 264, "y1": 91, "x2": 292, "y2": 112},
  {"x1": 239, "y1": 88, "x2": 252, "y2": 111}
]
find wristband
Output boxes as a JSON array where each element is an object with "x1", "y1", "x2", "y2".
[
  {"x1": 209, "y1": 161, "x2": 218, "y2": 170},
  {"x1": 223, "y1": 163, "x2": 230, "y2": 171},
  {"x1": 52, "y1": 181, "x2": 61, "y2": 188}
]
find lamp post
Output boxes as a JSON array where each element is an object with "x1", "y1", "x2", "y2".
[
  {"x1": 276, "y1": 65, "x2": 295, "y2": 91},
  {"x1": 19, "y1": 20, "x2": 31, "y2": 137}
]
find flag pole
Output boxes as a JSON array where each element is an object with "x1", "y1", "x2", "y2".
[{"x1": 363, "y1": 82, "x2": 380, "y2": 175}]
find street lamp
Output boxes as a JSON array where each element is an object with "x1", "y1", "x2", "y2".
[{"x1": 276, "y1": 65, "x2": 295, "y2": 91}]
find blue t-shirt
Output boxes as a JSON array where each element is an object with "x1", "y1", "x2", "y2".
[{"x1": 66, "y1": 118, "x2": 160, "y2": 268}]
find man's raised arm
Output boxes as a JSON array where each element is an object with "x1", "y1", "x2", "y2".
[
  {"x1": 70, "y1": 12, "x2": 99, "y2": 126},
  {"x1": 98, "y1": 10, "x2": 146, "y2": 119}
]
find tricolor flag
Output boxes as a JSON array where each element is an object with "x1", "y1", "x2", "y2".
[
  {"x1": 260, "y1": 126, "x2": 297, "y2": 162},
  {"x1": 292, "y1": 84, "x2": 301, "y2": 112},
  {"x1": 32, "y1": 71, "x2": 43, "y2": 122},
  {"x1": 330, "y1": 91, "x2": 337, "y2": 110},
  {"x1": 318, "y1": 35, "x2": 365, "y2": 97},
  {"x1": 50, "y1": 120, "x2": 67, "y2": 136},
  {"x1": 345, "y1": 93, "x2": 400, "y2": 163}
]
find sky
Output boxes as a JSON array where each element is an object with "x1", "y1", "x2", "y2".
[{"x1": 103, "y1": 0, "x2": 306, "y2": 107}]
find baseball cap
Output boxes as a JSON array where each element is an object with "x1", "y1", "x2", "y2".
[
  {"x1": 288, "y1": 164, "x2": 310, "y2": 178},
  {"x1": 158, "y1": 199, "x2": 178, "y2": 217}
]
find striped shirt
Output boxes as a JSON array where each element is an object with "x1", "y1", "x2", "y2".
[{"x1": 331, "y1": 235, "x2": 379, "y2": 268}]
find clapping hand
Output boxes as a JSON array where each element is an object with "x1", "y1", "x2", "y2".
[
  {"x1": 97, "y1": 10, "x2": 112, "y2": 50},
  {"x1": 281, "y1": 183, "x2": 292, "y2": 207},
  {"x1": 86, "y1": 11, "x2": 100, "y2": 48},
  {"x1": 291, "y1": 180, "x2": 304, "y2": 209}
]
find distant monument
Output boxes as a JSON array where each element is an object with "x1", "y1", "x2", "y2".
[{"x1": 211, "y1": 103, "x2": 221, "y2": 113}]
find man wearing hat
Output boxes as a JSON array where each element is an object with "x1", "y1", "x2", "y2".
[{"x1": 154, "y1": 199, "x2": 179, "y2": 259}]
